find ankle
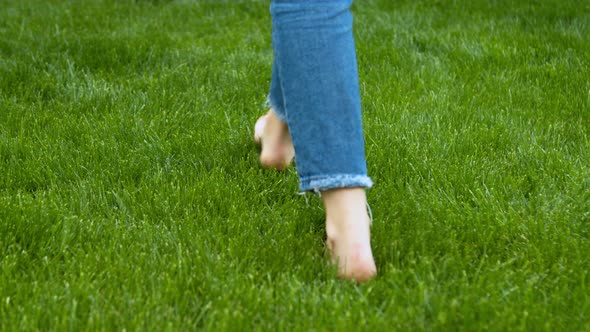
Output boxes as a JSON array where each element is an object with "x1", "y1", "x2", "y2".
[{"x1": 322, "y1": 187, "x2": 369, "y2": 224}]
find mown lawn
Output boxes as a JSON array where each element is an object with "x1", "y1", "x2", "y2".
[{"x1": 1, "y1": 0, "x2": 589, "y2": 330}]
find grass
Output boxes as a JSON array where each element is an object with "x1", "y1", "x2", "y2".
[{"x1": 0, "y1": 0, "x2": 589, "y2": 330}]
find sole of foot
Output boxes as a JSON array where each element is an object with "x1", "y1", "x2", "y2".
[{"x1": 254, "y1": 110, "x2": 294, "y2": 170}]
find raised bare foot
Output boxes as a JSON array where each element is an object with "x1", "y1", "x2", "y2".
[
  {"x1": 254, "y1": 109, "x2": 294, "y2": 170},
  {"x1": 322, "y1": 187, "x2": 377, "y2": 282}
]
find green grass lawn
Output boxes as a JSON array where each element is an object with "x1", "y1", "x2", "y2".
[{"x1": 1, "y1": 0, "x2": 589, "y2": 330}]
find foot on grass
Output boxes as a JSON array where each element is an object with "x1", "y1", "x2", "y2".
[
  {"x1": 322, "y1": 187, "x2": 377, "y2": 282},
  {"x1": 254, "y1": 109, "x2": 294, "y2": 170}
]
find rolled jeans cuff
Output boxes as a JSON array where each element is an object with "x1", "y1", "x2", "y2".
[{"x1": 299, "y1": 174, "x2": 373, "y2": 192}]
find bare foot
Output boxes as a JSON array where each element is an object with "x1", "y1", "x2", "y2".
[
  {"x1": 254, "y1": 109, "x2": 294, "y2": 170},
  {"x1": 322, "y1": 188, "x2": 377, "y2": 282}
]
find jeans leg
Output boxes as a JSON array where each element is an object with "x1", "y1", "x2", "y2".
[
  {"x1": 267, "y1": 56, "x2": 288, "y2": 123},
  {"x1": 270, "y1": 0, "x2": 373, "y2": 192}
]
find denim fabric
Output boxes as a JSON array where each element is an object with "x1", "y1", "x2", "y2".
[{"x1": 268, "y1": 0, "x2": 373, "y2": 192}]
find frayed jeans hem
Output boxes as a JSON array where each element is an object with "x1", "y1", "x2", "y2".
[
  {"x1": 265, "y1": 96, "x2": 288, "y2": 123},
  {"x1": 299, "y1": 174, "x2": 373, "y2": 193}
]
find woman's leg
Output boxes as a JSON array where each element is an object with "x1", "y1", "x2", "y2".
[{"x1": 267, "y1": 0, "x2": 376, "y2": 281}]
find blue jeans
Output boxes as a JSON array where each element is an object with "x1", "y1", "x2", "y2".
[{"x1": 268, "y1": 0, "x2": 373, "y2": 192}]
